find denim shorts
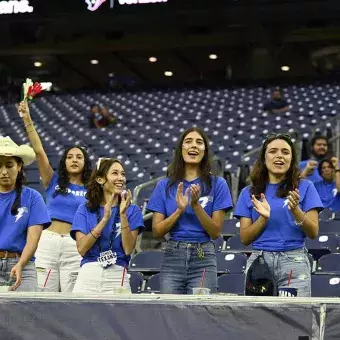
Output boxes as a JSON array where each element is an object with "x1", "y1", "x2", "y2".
[
  {"x1": 160, "y1": 240, "x2": 217, "y2": 294},
  {"x1": 246, "y1": 248, "x2": 311, "y2": 297},
  {"x1": 0, "y1": 258, "x2": 38, "y2": 292}
]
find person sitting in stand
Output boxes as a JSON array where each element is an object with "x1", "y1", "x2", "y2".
[
  {"x1": 263, "y1": 89, "x2": 290, "y2": 114},
  {"x1": 314, "y1": 158, "x2": 340, "y2": 212}
]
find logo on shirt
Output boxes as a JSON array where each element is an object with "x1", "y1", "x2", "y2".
[
  {"x1": 115, "y1": 222, "x2": 121, "y2": 238},
  {"x1": 85, "y1": 0, "x2": 168, "y2": 12},
  {"x1": 333, "y1": 188, "x2": 337, "y2": 197},
  {"x1": 54, "y1": 185, "x2": 87, "y2": 197},
  {"x1": 85, "y1": 0, "x2": 108, "y2": 11},
  {"x1": 199, "y1": 196, "x2": 213, "y2": 209},
  {"x1": 282, "y1": 198, "x2": 289, "y2": 208},
  {"x1": 15, "y1": 207, "x2": 28, "y2": 222}
]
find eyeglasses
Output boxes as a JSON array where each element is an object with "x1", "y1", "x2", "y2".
[
  {"x1": 96, "y1": 157, "x2": 111, "y2": 170},
  {"x1": 265, "y1": 133, "x2": 292, "y2": 141}
]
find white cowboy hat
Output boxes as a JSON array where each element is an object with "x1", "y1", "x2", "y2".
[{"x1": 0, "y1": 136, "x2": 35, "y2": 166}]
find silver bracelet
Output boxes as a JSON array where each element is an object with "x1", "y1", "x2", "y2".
[{"x1": 294, "y1": 213, "x2": 306, "y2": 226}]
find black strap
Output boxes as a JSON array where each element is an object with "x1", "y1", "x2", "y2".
[{"x1": 96, "y1": 208, "x2": 119, "y2": 253}]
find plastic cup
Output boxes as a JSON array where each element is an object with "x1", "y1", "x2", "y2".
[
  {"x1": 278, "y1": 287, "x2": 298, "y2": 297},
  {"x1": 192, "y1": 287, "x2": 211, "y2": 295},
  {"x1": 0, "y1": 286, "x2": 11, "y2": 293},
  {"x1": 113, "y1": 287, "x2": 131, "y2": 294}
]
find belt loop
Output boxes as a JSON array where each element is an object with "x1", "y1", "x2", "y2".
[
  {"x1": 3, "y1": 251, "x2": 8, "y2": 260},
  {"x1": 175, "y1": 241, "x2": 180, "y2": 248},
  {"x1": 259, "y1": 250, "x2": 263, "y2": 256}
]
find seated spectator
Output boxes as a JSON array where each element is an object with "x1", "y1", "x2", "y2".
[
  {"x1": 314, "y1": 158, "x2": 340, "y2": 211},
  {"x1": 299, "y1": 136, "x2": 329, "y2": 183},
  {"x1": 263, "y1": 89, "x2": 290, "y2": 114},
  {"x1": 88, "y1": 104, "x2": 100, "y2": 129},
  {"x1": 101, "y1": 105, "x2": 117, "y2": 126},
  {"x1": 89, "y1": 104, "x2": 116, "y2": 129}
]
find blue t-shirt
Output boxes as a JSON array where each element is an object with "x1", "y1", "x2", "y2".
[
  {"x1": 45, "y1": 173, "x2": 87, "y2": 224},
  {"x1": 314, "y1": 180, "x2": 340, "y2": 212},
  {"x1": 146, "y1": 176, "x2": 233, "y2": 242},
  {"x1": 234, "y1": 179, "x2": 323, "y2": 251},
  {"x1": 71, "y1": 204, "x2": 145, "y2": 267},
  {"x1": 0, "y1": 186, "x2": 51, "y2": 253},
  {"x1": 298, "y1": 160, "x2": 322, "y2": 183}
]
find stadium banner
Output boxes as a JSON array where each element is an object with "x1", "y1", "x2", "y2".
[{"x1": 0, "y1": 294, "x2": 323, "y2": 340}]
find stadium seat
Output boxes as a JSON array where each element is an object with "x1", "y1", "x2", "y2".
[
  {"x1": 145, "y1": 273, "x2": 161, "y2": 293},
  {"x1": 312, "y1": 274, "x2": 340, "y2": 297},
  {"x1": 226, "y1": 235, "x2": 252, "y2": 253},
  {"x1": 129, "y1": 272, "x2": 144, "y2": 293},
  {"x1": 222, "y1": 219, "x2": 240, "y2": 236},
  {"x1": 316, "y1": 253, "x2": 340, "y2": 274},
  {"x1": 305, "y1": 234, "x2": 339, "y2": 260},
  {"x1": 213, "y1": 236, "x2": 225, "y2": 252},
  {"x1": 217, "y1": 274, "x2": 245, "y2": 295},
  {"x1": 129, "y1": 251, "x2": 163, "y2": 272},
  {"x1": 216, "y1": 252, "x2": 247, "y2": 274},
  {"x1": 319, "y1": 220, "x2": 340, "y2": 235}
]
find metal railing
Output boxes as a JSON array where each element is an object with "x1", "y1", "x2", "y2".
[
  {"x1": 329, "y1": 133, "x2": 340, "y2": 159},
  {"x1": 132, "y1": 176, "x2": 165, "y2": 253},
  {"x1": 312, "y1": 115, "x2": 340, "y2": 137}
]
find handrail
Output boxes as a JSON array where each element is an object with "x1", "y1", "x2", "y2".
[
  {"x1": 312, "y1": 114, "x2": 340, "y2": 136},
  {"x1": 132, "y1": 175, "x2": 165, "y2": 205},
  {"x1": 329, "y1": 133, "x2": 340, "y2": 158}
]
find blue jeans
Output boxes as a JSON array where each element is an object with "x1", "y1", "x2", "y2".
[
  {"x1": 0, "y1": 258, "x2": 38, "y2": 292},
  {"x1": 160, "y1": 240, "x2": 217, "y2": 294},
  {"x1": 246, "y1": 248, "x2": 311, "y2": 297}
]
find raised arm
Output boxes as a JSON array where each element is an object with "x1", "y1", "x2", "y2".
[{"x1": 18, "y1": 101, "x2": 53, "y2": 188}]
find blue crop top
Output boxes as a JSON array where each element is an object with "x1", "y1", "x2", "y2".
[{"x1": 45, "y1": 173, "x2": 87, "y2": 224}]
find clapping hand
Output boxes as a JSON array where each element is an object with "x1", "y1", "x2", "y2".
[
  {"x1": 287, "y1": 189, "x2": 300, "y2": 211},
  {"x1": 176, "y1": 182, "x2": 190, "y2": 211},
  {"x1": 251, "y1": 194, "x2": 270, "y2": 219}
]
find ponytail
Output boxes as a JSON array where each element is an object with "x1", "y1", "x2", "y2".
[{"x1": 11, "y1": 167, "x2": 26, "y2": 215}]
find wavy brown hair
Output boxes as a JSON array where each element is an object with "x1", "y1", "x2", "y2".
[
  {"x1": 86, "y1": 158, "x2": 123, "y2": 212},
  {"x1": 53, "y1": 145, "x2": 92, "y2": 197},
  {"x1": 250, "y1": 134, "x2": 300, "y2": 198},
  {"x1": 167, "y1": 127, "x2": 213, "y2": 196}
]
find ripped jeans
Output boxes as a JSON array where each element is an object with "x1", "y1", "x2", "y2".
[{"x1": 246, "y1": 248, "x2": 311, "y2": 297}]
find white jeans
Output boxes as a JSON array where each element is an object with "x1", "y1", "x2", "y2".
[
  {"x1": 73, "y1": 262, "x2": 131, "y2": 294},
  {"x1": 35, "y1": 230, "x2": 81, "y2": 292}
]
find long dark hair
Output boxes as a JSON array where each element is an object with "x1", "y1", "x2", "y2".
[
  {"x1": 167, "y1": 127, "x2": 213, "y2": 196},
  {"x1": 11, "y1": 157, "x2": 28, "y2": 215},
  {"x1": 53, "y1": 145, "x2": 92, "y2": 197},
  {"x1": 86, "y1": 158, "x2": 123, "y2": 212},
  {"x1": 250, "y1": 134, "x2": 300, "y2": 198},
  {"x1": 318, "y1": 159, "x2": 334, "y2": 177}
]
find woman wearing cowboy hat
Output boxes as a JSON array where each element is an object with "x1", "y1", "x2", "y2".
[
  {"x1": 0, "y1": 136, "x2": 51, "y2": 291},
  {"x1": 18, "y1": 101, "x2": 92, "y2": 292}
]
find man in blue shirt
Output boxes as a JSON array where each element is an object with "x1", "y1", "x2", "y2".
[
  {"x1": 299, "y1": 136, "x2": 329, "y2": 183},
  {"x1": 263, "y1": 90, "x2": 290, "y2": 114}
]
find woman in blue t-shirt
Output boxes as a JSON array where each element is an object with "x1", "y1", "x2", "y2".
[
  {"x1": 71, "y1": 158, "x2": 144, "y2": 293},
  {"x1": 234, "y1": 133, "x2": 323, "y2": 297},
  {"x1": 147, "y1": 127, "x2": 233, "y2": 294},
  {"x1": 19, "y1": 101, "x2": 92, "y2": 292},
  {"x1": 314, "y1": 158, "x2": 340, "y2": 212},
  {"x1": 0, "y1": 137, "x2": 51, "y2": 291}
]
